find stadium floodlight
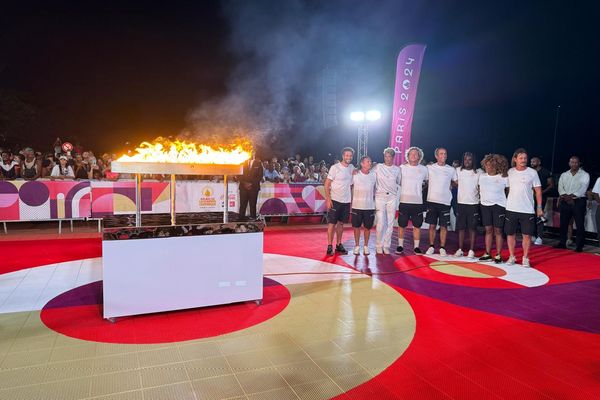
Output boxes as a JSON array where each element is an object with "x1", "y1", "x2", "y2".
[
  {"x1": 366, "y1": 110, "x2": 381, "y2": 121},
  {"x1": 350, "y1": 111, "x2": 365, "y2": 122}
]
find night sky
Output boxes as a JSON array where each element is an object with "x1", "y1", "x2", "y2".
[{"x1": 1, "y1": 0, "x2": 599, "y2": 175}]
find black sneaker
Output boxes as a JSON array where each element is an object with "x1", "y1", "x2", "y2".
[
  {"x1": 414, "y1": 247, "x2": 423, "y2": 254},
  {"x1": 494, "y1": 254, "x2": 502, "y2": 264},
  {"x1": 395, "y1": 245, "x2": 404, "y2": 254},
  {"x1": 479, "y1": 253, "x2": 492, "y2": 261},
  {"x1": 553, "y1": 243, "x2": 567, "y2": 249},
  {"x1": 326, "y1": 245, "x2": 334, "y2": 256},
  {"x1": 335, "y1": 243, "x2": 348, "y2": 254}
]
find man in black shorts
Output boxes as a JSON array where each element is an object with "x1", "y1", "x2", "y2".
[
  {"x1": 454, "y1": 152, "x2": 481, "y2": 258},
  {"x1": 505, "y1": 148, "x2": 543, "y2": 267},
  {"x1": 350, "y1": 156, "x2": 377, "y2": 255},
  {"x1": 478, "y1": 153, "x2": 509, "y2": 263},
  {"x1": 325, "y1": 147, "x2": 354, "y2": 255},
  {"x1": 424, "y1": 148, "x2": 458, "y2": 256},
  {"x1": 396, "y1": 147, "x2": 428, "y2": 254}
]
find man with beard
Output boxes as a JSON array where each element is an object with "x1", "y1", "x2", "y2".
[
  {"x1": 505, "y1": 148, "x2": 543, "y2": 267},
  {"x1": 325, "y1": 147, "x2": 354, "y2": 256}
]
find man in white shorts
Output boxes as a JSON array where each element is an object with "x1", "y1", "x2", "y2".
[
  {"x1": 454, "y1": 152, "x2": 482, "y2": 258},
  {"x1": 373, "y1": 148, "x2": 401, "y2": 254},
  {"x1": 425, "y1": 148, "x2": 458, "y2": 256},
  {"x1": 325, "y1": 147, "x2": 354, "y2": 256},
  {"x1": 397, "y1": 147, "x2": 428, "y2": 254},
  {"x1": 505, "y1": 148, "x2": 543, "y2": 267},
  {"x1": 351, "y1": 156, "x2": 377, "y2": 255}
]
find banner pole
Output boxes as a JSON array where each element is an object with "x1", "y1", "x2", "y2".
[{"x1": 550, "y1": 105, "x2": 561, "y2": 174}]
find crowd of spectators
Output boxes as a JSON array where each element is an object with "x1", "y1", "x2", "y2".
[
  {"x1": 261, "y1": 153, "x2": 332, "y2": 184},
  {"x1": 0, "y1": 138, "x2": 121, "y2": 181}
]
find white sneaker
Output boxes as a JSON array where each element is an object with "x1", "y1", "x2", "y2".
[
  {"x1": 425, "y1": 246, "x2": 435, "y2": 255},
  {"x1": 506, "y1": 256, "x2": 516, "y2": 265},
  {"x1": 353, "y1": 246, "x2": 360, "y2": 255},
  {"x1": 522, "y1": 257, "x2": 531, "y2": 268},
  {"x1": 363, "y1": 246, "x2": 370, "y2": 255},
  {"x1": 534, "y1": 237, "x2": 543, "y2": 245},
  {"x1": 467, "y1": 250, "x2": 475, "y2": 259},
  {"x1": 439, "y1": 248, "x2": 447, "y2": 257},
  {"x1": 376, "y1": 247, "x2": 383, "y2": 255},
  {"x1": 383, "y1": 247, "x2": 391, "y2": 255},
  {"x1": 454, "y1": 249, "x2": 464, "y2": 257},
  {"x1": 566, "y1": 239, "x2": 574, "y2": 247}
]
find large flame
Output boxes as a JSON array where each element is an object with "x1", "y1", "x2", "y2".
[{"x1": 117, "y1": 138, "x2": 252, "y2": 165}]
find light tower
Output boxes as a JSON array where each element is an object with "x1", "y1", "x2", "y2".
[{"x1": 350, "y1": 110, "x2": 381, "y2": 160}]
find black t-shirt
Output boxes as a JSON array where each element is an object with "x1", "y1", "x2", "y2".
[{"x1": 536, "y1": 167, "x2": 551, "y2": 191}]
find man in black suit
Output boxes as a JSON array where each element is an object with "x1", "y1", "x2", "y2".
[{"x1": 239, "y1": 153, "x2": 263, "y2": 221}]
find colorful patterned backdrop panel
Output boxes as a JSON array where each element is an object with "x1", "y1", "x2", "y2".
[{"x1": 0, "y1": 180, "x2": 91, "y2": 221}]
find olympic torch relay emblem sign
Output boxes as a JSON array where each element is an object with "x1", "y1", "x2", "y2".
[{"x1": 389, "y1": 44, "x2": 427, "y2": 165}]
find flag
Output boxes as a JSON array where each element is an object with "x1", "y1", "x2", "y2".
[{"x1": 389, "y1": 44, "x2": 427, "y2": 165}]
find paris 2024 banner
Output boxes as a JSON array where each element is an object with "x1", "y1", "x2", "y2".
[{"x1": 389, "y1": 43, "x2": 427, "y2": 165}]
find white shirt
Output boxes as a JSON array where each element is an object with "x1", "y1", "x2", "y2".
[
  {"x1": 506, "y1": 167, "x2": 541, "y2": 214},
  {"x1": 592, "y1": 178, "x2": 600, "y2": 195},
  {"x1": 374, "y1": 163, "x2": 401, "y2": 196},
  {"x1": 1, "y1": 160, "x2": 19, "y2": 170},
  {"x1": 479, "y1": 173, "x2": 509, "y2": 207},
  {"x1": 352, "y1": 170, "x2": 376, "y2": 210},
  {"x1": 558, "y1": 169, "x2": 590, "y2": 198},
  {"x1": 51, "y1": 165, "x2": 75, "y2": 178},
  {"x1": 457, "y1": 167, "x2": 482, "y2": 205},
  {"x1": 426, "y1": 163, "x2": 458, "y2": 205},
  {"x1": 327, "y1": 162, "x2": 353, "y2": 203},
  {"x1": 400, "y1": 164, "x2": 428, "y2": 204}
]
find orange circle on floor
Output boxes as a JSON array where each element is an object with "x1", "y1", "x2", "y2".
[
  {"x1": 429, "y1": 261, "x2": 507, "y2": 278},
  {"x1": 40, "y1": 278, "x2": 290, "y2": 344}
]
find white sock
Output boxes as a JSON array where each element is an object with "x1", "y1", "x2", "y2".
[
  {"x1": 398, "y1": 239, "x2": 404, "y2": 247},
  {"x1": 414, "y1": 240, "x2": 420, "y2": 248}
]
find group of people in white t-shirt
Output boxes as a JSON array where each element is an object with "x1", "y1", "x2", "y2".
[{"x1": 325, "y1": 146, "x2": 547, "y2": 268}]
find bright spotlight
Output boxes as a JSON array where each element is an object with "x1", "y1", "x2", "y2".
[
  {"x1": 366, "y1": 110, "x2": 381, "y2": 121},
  {"x1": 350, "y1": 111, "x2": 365, "y2": 122}
]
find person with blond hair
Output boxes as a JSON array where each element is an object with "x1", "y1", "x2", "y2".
[{"x1": 424, "y1": 147, "x2": 458, "y2": 256}]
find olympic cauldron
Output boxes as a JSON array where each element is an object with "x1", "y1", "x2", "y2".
[{"x1": 102, "y1": 139, "x2": 264, "y2": 320}]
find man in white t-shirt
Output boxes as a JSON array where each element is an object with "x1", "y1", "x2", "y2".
[
  {"x1": 325, "y1": 147, "x2": 354, "y2": 256},
  {"x1": 555, "y1": 156, "x2": 590, "y2": 252},
  {"x1": 454, "y1": 152, "x2": 482, "y2": 258},
  {"x1": 351, "y1": 156, "x2": 377, "y2": 255},
  {"x1": 397, "y1": 147, "x2": 428, "y2": 254},
  {"x1": 591, "y1": 177, "x2": 600, "y2": 252},
  {"x1": 505, "y1": 148, "x2": 543, "y2": 267},
  {"x1": 425, "y1": 148, "x2": 458, "y2": 256},
  {"x1": 373, "y1": 148, "x2": 401, "y2": 254}
]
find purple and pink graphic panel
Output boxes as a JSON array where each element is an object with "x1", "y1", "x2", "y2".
[{"x1": 0, "y1": 180, "x2": 91, "y2": 221}]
